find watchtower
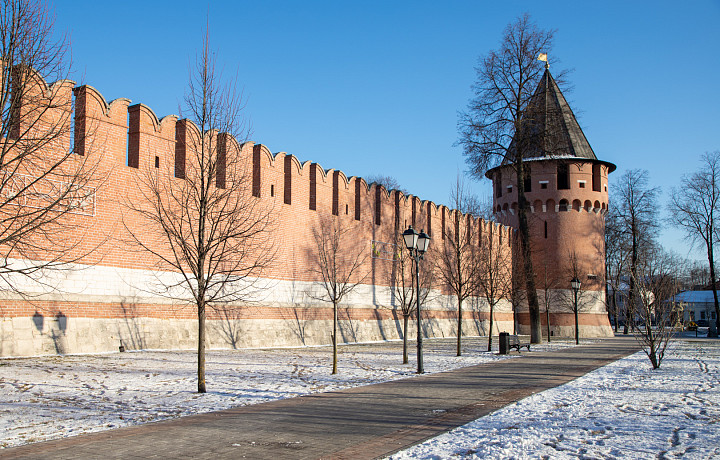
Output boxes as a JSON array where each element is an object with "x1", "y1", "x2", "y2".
[{"x1": 487, "y1": 67, "x2": 615, "y2": 338}]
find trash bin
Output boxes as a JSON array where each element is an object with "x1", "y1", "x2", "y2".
[
  {"x1": 499, "y1": 332, "x2": 510, "y2": 355},
  {"x1": 710, "y1": 320, "x2": 718, "y2": 338}
]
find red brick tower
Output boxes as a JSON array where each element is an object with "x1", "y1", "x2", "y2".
[{"x1": 487, "y1": 68, "x2": 615, "y2": 338}]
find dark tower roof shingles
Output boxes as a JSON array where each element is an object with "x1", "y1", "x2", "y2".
[{"x1": 503, "y1": 69, "x2": 597, "y2": 165}]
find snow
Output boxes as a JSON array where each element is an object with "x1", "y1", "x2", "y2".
[
  {"x1": 0, "y1": 337, "x2": 562, "y2": 449},
  {"x1": 388, "y1": 339, "x2": 720, "y2": 459},
  {"x1": 2, "y1": 337, "x2": 718, "y2": 459}
]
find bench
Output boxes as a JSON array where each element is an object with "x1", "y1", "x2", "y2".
[{"x1": 508, "y1": 334, "x2": 531, "y2": 352}]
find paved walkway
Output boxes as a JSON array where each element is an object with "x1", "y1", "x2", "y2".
[{"x1": 1, "y1": 337, "x2": 640, "y2": 460}]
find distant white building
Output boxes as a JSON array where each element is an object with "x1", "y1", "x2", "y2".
[{"x1": 672, "y1": 291, "x2": 719, "y2": 325}]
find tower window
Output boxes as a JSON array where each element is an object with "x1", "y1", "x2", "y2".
[
  {"x1": 592, "y1": 164, "x2": 602, "y2": 192},
  {"x1": 495, "y1": 171, "x2": 502, "y2": 198},
  {"x1": 270, "y1": 184, "x2": 274, "y2": 197},
  {"x1": 544, "y1": 221, "x2": 548, "y2": 239},
  {"x1": 539, "y1": 181, "x2": 548, "y2": 190},
  {"x1": 523, "y1": 164, "x2": 531, "y2": 192},
  {"x1": 557, "y1": 163, "x2": 570, "y2": 190},
  {"x1": 154, "y1": 156, "x2": 159, "y2": 168}
]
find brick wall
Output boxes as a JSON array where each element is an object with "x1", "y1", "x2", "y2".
[{"x1": 0, "y1": 71, "x2": 611, "y2": 357}]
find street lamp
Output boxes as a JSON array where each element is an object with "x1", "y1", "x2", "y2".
[
  {"x1": 402, "y1": 225, "x2": 430, "y2": 374},
  {"x1": 571, "y1": 277, "x2": 581, "y2": 345}
]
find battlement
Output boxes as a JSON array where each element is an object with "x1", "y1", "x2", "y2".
[
  {"x1": 11, "y1": 72, "x2": 499, "y2": 233},
  {"x1": 5, "y1": 70, "x2": 513, "y2": 289}
]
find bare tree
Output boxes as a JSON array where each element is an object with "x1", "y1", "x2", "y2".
[
  {"x1": 686, "y1": 260, "x2": 709, "y2": 290},
  {"x1": 632, "y1": 247, "x2": 682, "y2": 369},
  {"x1": 435, "y1": 175, "x2": 480, "y2": 356},
  {"x1": 558, "y1": 251, "x2": 595, "y2": 344},
  {"x1": 125, "y1": 31, "x2": 274, "y2": 393},
  {"x1": 457, "y1": 14, "x2": 567, "y2": 343},
  {"x1": 538, "y1": 252, "x2": 560, "y2": 341},
  {"x1": 365, "y1": 175, "x2": 408, "y2": 195},
  {"x1": 0, "y1": 0, "x2": 100, "y2": 292},
  {"x1": 605, "y1": 208, "x2": 629, "y2": 332},
  {"x1": 613, "y1": 169, "x2": 660, "y2": 334},
  {"x1": 388, "y1": 231, "x2": 433, "y2": 364},
  {"x1": 476, "y1": 223, "x2": 512, "y2": 351},
  {"x1": 508, "y1": 231, "x2": 526, "y2": 336},
  {"x1": 669, "y1": 151, "x2": 720, "y2": 337},
  {"x1": 473, "y1": 195, "x2": 497, "y2": 223},
  {"x1": 308, "y1": 214, "x2": 367, "y2": 374}
]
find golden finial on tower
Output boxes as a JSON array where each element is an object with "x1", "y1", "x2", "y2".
[{"x1": 537, "y1": 53, "x2": 549, "y2": 69}]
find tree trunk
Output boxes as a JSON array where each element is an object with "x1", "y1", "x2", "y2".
[
  {"x1": 487, "y1": 303, "x2": 494, "y2": 352},
  {"x1": 402, "y1": 314, "x2": 409, "y2": 364},
  {"x1": 622, "y1": 304, "x2": 628, "y2": 334},
  {"x1": 647, "y1": 323, "x2": 658, "y2": 369},
  {"x1": 707, "y1": 241, "x2": 720, "y2": 337},
  {"x1": 626, "y1": 225, "x2": 638, "y2": 335},
  {"x1": 332, "y1": 302, "x2": 338, "y2": 374},
  {"x1": 546, "y1": 305, "x2": 551, "y2": 342},
  {"x1": 456, "y1": 298, "x2": 463, "y2": 356},
  {"x1": 516, "y1": 172, "x2": 541, "y2": 343},
  {"x1": 649, "y1": 344, "x2": 658, "y2": 369},
  {"x1": 605, "y1": 271, "x2": 612, "y2": 329},
  {"x1": 198, "y1": 301, "x2": 206, "y2": 393},
  {"x1": 612, "y1": 289, "x2": 619, "y2": 332}
]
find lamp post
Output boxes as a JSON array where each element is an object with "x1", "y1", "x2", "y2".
[
  {"x1": 403, "y1": 225, "x2": 430, "y2": 374},
  {"x1": 571, "y1": 277, "x2": 581, "y2": 345}
]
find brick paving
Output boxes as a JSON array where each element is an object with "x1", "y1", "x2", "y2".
[{"x1": 1, "y1": 337, "x2": 640, "y2": 460}]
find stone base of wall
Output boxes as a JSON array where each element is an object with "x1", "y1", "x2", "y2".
[
  {"x1": 0, "y1": 280, "x2": 615, "y2": 357},
  {"x1": 513, "y1": 288, "x2": 615, "y2": 339},
  {"x1": 0, "y1": 313, "x2": 518, "y2": 357},
  {"x1": 514, "y1": 322, "x2": 614, "y2": 339}
]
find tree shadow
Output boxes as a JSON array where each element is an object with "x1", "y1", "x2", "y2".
[
  {"x1": 117, "y1": 299, "x2": 147, "y2": 351},
  {"x1": 338, "y1": 306, "x2": 360, "y2": 343},
  {"x1": 278, "y1": 277, "x2": 315, "y2": 346},
  {"x1": 213, "y1": 305, "x2": 245, "y2": 349}
]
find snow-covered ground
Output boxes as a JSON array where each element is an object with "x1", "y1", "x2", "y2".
[
  {"x1": 2, "y1": 337, "x2": 717, "y2": 458},
  {"x1": 1, "y1": 337, "x2": 574, "y2": 449},
  {"x1": 389, "y1": 339, "x2": 720, "y2": 459}
]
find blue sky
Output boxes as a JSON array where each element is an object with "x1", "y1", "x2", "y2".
[{"x1": 53, "y1": 1, "x2": 719, "y2": 260}]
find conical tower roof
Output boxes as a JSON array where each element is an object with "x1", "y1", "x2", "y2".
[{"x1": 502, "y1": 69, "x2": 606, "y2": 165}]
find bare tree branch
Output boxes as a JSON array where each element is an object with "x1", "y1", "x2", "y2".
[
  {"x1": 387, "y1": 230, "x2": 434, "y2": 364},
  {"x1": 557, "y1": 250, "x2": 597, "y2": 344},
  {"x1": 365, "y1": 175, "x2": 408, "y2": 196},
  {"x1": 123, "y1": 28, "x2": 274, "y2": 393},
  {"x1": 613, "y1": 169, "x2": 660, "y2": 334},
  {"x1": 669, "y1": 151, "x2": 720, "y2": 336},
  {"x1": 307, "y1": 213, "x2": 368, "y2": 374},
  {"x1": 0, "y1": 0, "x2": 104, "y2": 297},
  {"x1": 475, "y1": 222, "x2": 512, "y2": 351},
  {"x1": 457, "y1": 13, "x2": 570, "y2": 343},
  {"x1": 435, "y1": 174, "x2": 481, "y2": 356},
  {"x1": 631, "y1": 247, "x2": 682, "y2": 369}
]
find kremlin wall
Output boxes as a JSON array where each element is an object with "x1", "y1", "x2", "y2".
[{"x1": 0, "y1": 69, "x2": 613, "y2": 357}]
